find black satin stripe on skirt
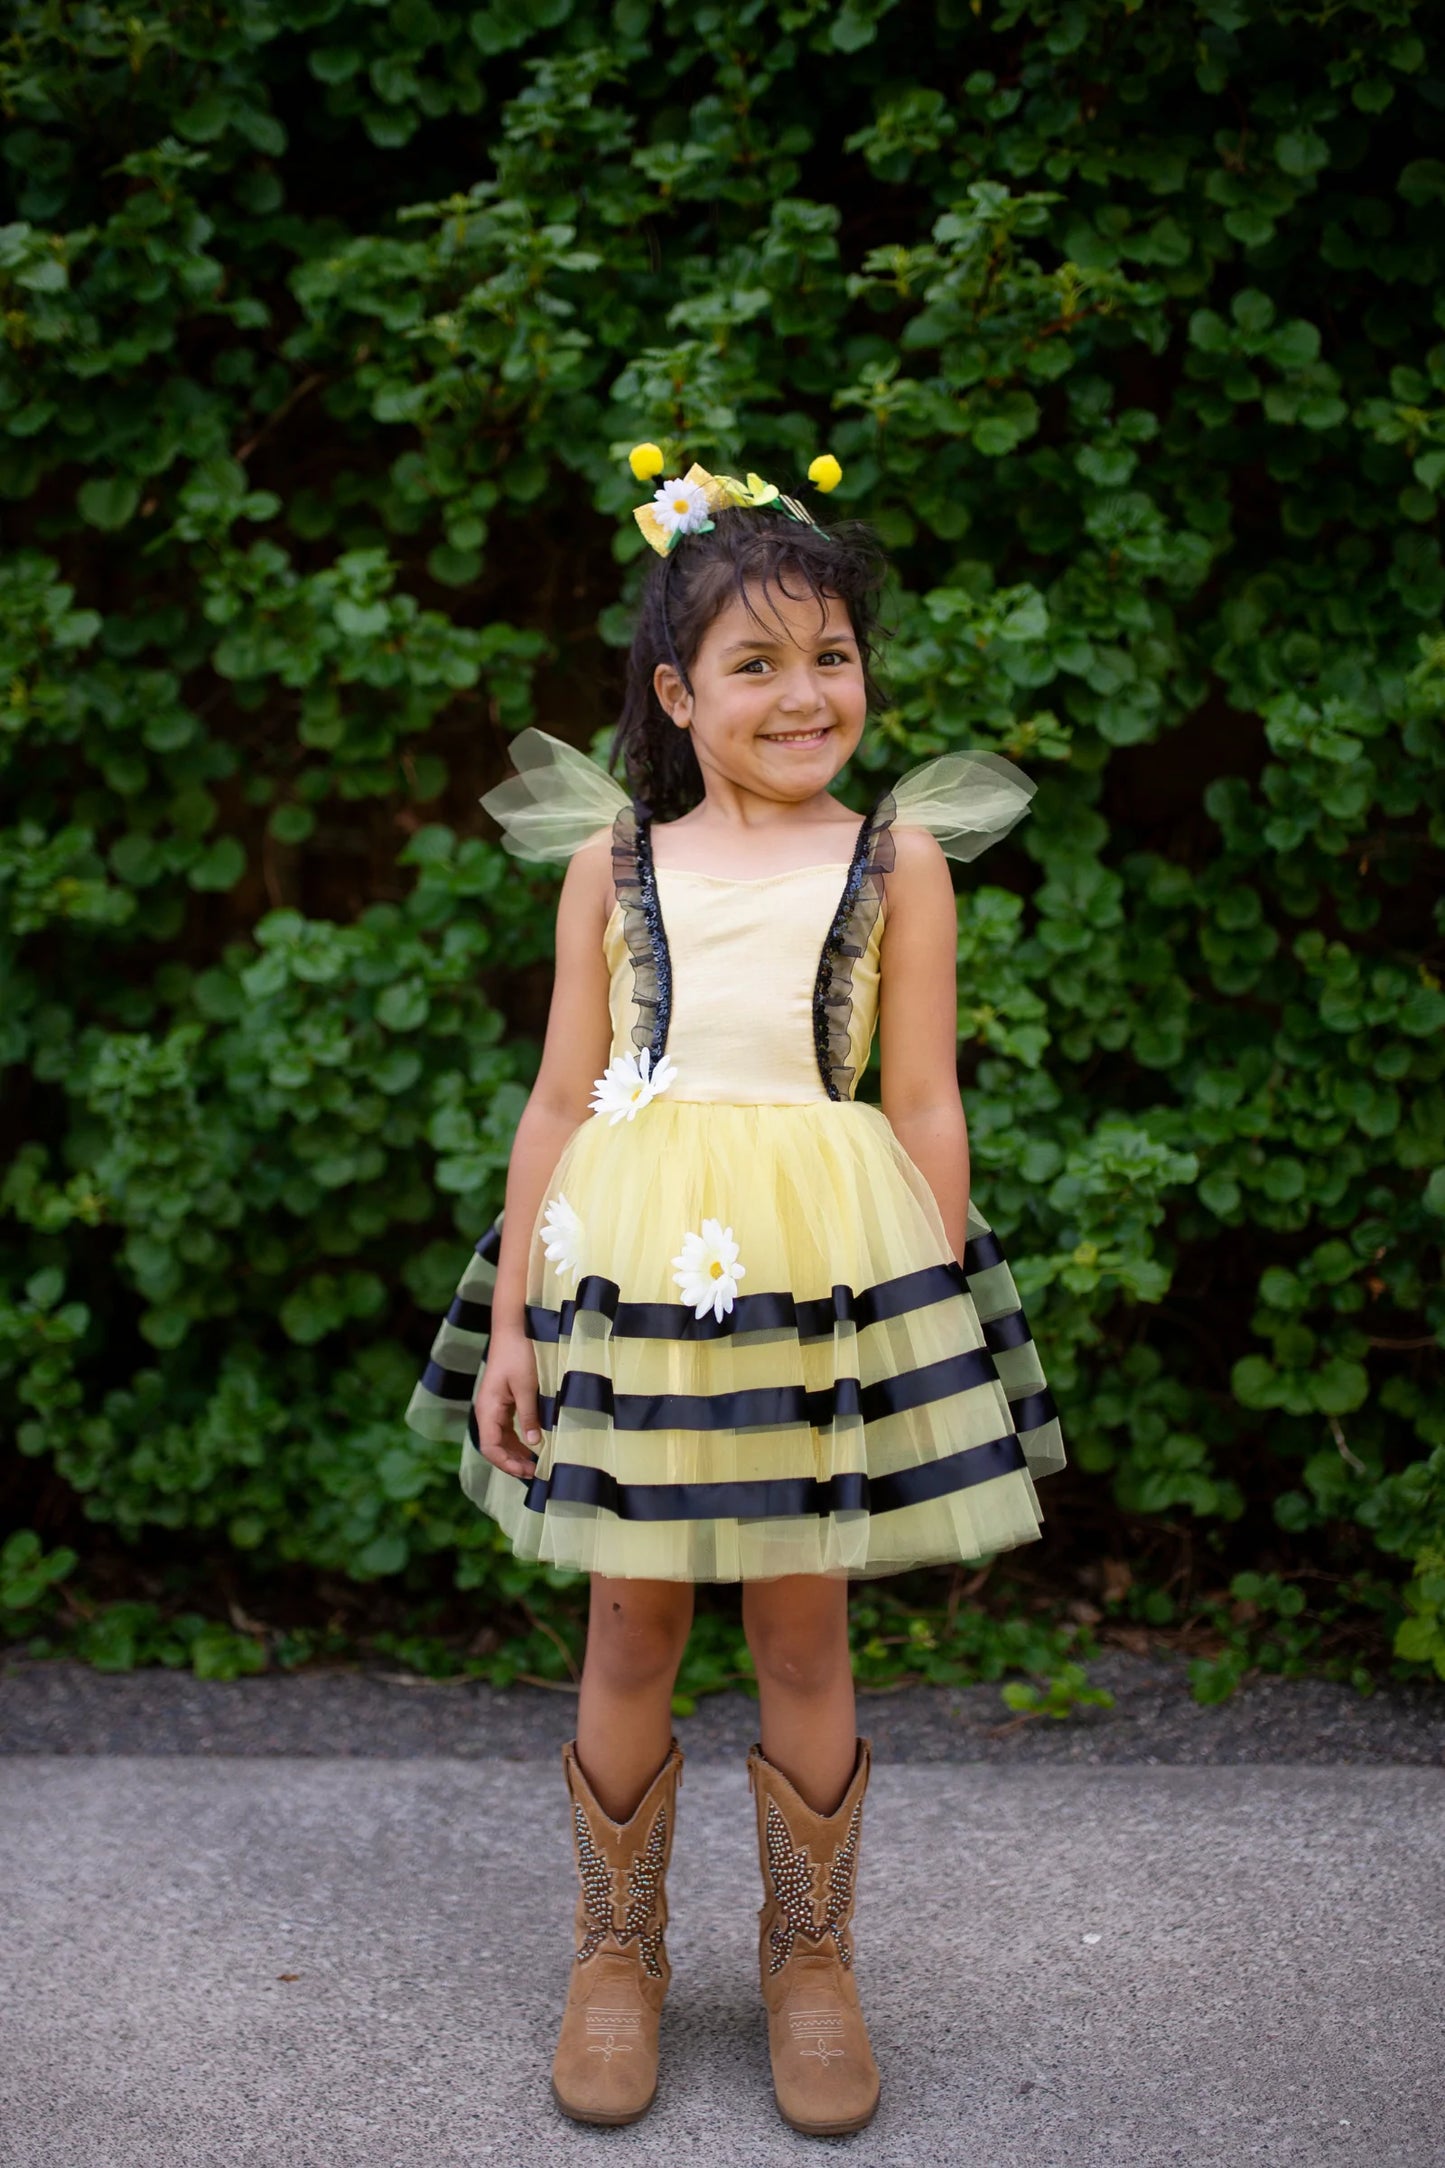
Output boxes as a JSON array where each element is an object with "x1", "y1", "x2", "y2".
[
  {"x1": 536, "y1": 1348, "x2": 1001, "y2": 1432},
  {"x1": 425, "y1": 1340, "x2": 1056, "y2": 1434},
  {"x1": 464, "y1": 1410, "x2": 1029, "y2": 1523},
  {"x1": 524, "y1": 1257, "x2": 970, "y2": 1345}
]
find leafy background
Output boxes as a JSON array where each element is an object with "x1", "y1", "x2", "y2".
[{"x1": 3, "y1": 0, "x2": 1443, "y2": 1705}]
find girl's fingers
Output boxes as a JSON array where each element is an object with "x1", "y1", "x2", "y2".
[
  {"x1": 483, "y1": 1442, "x2": 536, "y2": 1480},
  {"x1": 475, "y1": 1379, "x2": 540, "y2": 1480},
  {"x1": 511, "y1": 1378, "x2": 543, "y2": 1455},
  {"x1": 478, "y1": 1428, "x2": 536, "y2": 1480}
]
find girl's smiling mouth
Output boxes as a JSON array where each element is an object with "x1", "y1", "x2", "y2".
[{"x1": 761, "y1": 723, "x2": 834, "y2": 745}]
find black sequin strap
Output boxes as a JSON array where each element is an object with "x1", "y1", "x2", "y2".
[
  {"x1": 611, "y1": 803, "x2": 672, "y2": 1063},
  {"x1": 812, "y1": 790, "x2": 898, "y2": 1101}
]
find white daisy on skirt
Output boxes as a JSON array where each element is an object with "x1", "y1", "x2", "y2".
[
  {"x1": 541, "y1": 1193, "x2": 585, "y2": 1284},
  {"x1": 589, "y1": 1045, "x2": 678, "y2": 1125},
  {"x1": 672, "y1": 1219, "x2": 747, "y2": 1323},
  {"x1": 650, "y1": 475, "x2": 711, "y2": 538}
]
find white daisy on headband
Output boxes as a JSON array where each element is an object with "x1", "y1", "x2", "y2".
[
  {"x1": 672, "y1": 1219, "x2": 747, "y2": 1323},
  {"x1": 589, "y1": 1045, "x2": 679, "y2": 1124},
  {"x1": 650, "y1": 475, "x2": 711, "y2": 539}
]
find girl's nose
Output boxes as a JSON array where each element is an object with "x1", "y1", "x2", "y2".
[{"x1": 776, "y1": 668, "x2": 826, "y2": 712}]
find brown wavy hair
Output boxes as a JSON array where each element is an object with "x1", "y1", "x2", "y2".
[{"x1": 609, "y1": 505, "x2": 889, "y2": 821}]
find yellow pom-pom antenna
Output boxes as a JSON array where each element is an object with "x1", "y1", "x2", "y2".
[
  {"x1": 629, "y1": 442, "x2": 665, "y2": 481},
  {"x1": 807, "y1": 453, "x2": 842, "y2": 493}
]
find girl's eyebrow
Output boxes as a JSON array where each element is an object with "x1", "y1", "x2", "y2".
[{"x1": 719, "y1": 626, "x2": 858, "y2": 656}]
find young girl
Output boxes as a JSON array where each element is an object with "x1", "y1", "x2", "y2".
[{"x1": 406, "y1": 456, "x2": 1064, "y2": 2137}]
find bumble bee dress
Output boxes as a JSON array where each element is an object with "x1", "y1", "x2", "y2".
[{"x1": 405, "y1": 729, "x2": 1065, "y2": 1582}]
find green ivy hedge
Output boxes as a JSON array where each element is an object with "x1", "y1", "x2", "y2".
[{"x1": 2, "y1": 0, "x2": 1443, "y2": 1683}]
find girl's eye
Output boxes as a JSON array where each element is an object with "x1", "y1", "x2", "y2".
[{"x1": 735, "y1": 651, "x2": 852, "y2": 674}]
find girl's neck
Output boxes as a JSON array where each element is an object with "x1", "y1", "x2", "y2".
[{"x1": 648, "y1": 792, "x2": 869, "y2": 880}]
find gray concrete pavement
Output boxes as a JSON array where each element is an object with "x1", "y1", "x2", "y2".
[
  {"x1": 5, "y1": 1652, "x2": 1443, "y2": 1763},
  {"x1": 1, "y1": 1760, "x2": 1440, "y2": 2167}
]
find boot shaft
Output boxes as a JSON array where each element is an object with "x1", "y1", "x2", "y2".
[
  {"x1": 747, "y1": 1738, "x2": 871, "y2": 1978},
  {"x1": 563, "y1": 1738, "x2": 683, "y2": 1979}
]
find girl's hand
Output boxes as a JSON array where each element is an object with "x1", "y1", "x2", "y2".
[{"x1": 475, "y1": 1328, "x2": 543, "y2": 1480}]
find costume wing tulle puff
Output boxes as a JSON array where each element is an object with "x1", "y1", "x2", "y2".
[
  {"x1": 887, "y1": 749, "x2": 1037, "y2": 860},
  {"x1": 479, "y1": 728, "x2": 1036, "y2": 866},
  {"x1": 479, "y1": 727, "x2": 630, "y2": 863}
]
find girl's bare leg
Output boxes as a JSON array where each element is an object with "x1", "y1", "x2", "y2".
[
  {"x1": 575, "y1": 1573, "x2": 695, "y2": 1821},
  {"x1": 742, "y1": 1574, "x2": 856, "y2": 1814}
]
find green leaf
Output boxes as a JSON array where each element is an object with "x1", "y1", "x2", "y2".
[
  {"x1": 427, "y1": 545, "x2": 482, "y2": 587},
  {"x1": 356, "y1": 1533, "x2": 408, "y2": 1577},
  {"x1": 1, "y1": 1531, "x2": 43, "y2": 1572},
  {"x1": 77, "y1": 477, "x2": 141, "y2": 531},
  {"x1": 334, "y1": 600, "x2": 390, "y2": 637},
  {"x1": 310, "y1": 46, "x2": 363, "y2": 83},
  {"x1": 376, "y1": 982, "x2": 429, "y2": 1031},
  {"x1": 830, "y1": 2, "x2": 883, "y2": 52},
  {"x1": 1275, "y1": 129, "x2": 1329, "y2": 179},
  {"x1": 1231, "y1": 1356, "x2": 1279, "y2": 1409},
  {"x1": 1309, "y1": 1360, "x2": 1369, "y2": 1416},
  {"x1": 1394, "y1": 1616, "x2": 1442, "y2": 1664},
  {"x1": 1400, "y1": 987, "x2": 1445, "y2": 1037},
  {"x1": 268, "y1": 804, "x2": 316, "y2": 845},
  {"x1": 189, "y1": 837, "x2": 247, "y2": 892},
  {"x1": 26, "y1": 1266, "x2": 64, "y2": 1310},
  {"x1": 1398, "y1": 160, "x2": 1445, "y2": 206}
]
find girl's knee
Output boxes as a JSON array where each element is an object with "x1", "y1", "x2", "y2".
[
  {"x1": 744, "y1": 1586, "x2": 850, "y2": 1695},
  {"x1": 587, "y1": 1582, "x2": 692, "y2": 1689}
]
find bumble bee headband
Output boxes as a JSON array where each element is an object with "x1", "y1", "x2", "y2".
[{"x1": 627, "y1": 444, "x2": 842, "y2": 556}]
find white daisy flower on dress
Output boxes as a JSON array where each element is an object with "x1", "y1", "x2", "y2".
[
  {"x1": 650, "y1": 475, "x2": 711, "y2": 538},
  {"x1": 672, "y1": 1218, "x2": 748, "y2": 1323},
  {"x1": 541, "y1": 1193, "x2": 585, "y2": 1283},
  {"x1": 589, "y1": 1045, "x2": 678, "y2": 1125}
]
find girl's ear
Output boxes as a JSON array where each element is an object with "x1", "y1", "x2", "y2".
[{"x1": 652, "y1": 659, "x2": 693, "y2": 729}]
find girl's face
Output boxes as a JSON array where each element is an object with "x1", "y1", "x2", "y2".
[{"x1": 654, "y1": 580, "x2": 867, "y2": 803}]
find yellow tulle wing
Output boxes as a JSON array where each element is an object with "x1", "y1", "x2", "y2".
[
  {"x1": 479, "y1": 728, "x2": 631, "y2": 864},
  {"x1": 889, "y1": 749, "x2": 1036, "y2": 862}
]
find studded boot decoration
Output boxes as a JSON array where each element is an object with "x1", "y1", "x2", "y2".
[
  {"x1": 747, "y1": 1737, "x2": 880, "y2": 2137},
  {"x1": 551, "y1": 1737, "x2": 683, "y2": 2126}
]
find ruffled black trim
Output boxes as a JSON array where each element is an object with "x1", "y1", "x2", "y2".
[
  {"x1": 611, "y1": 804, "x2": 671, "y2": 1063},
  {"x1": 812, "y1": 792, "x2": 897, "y2": 1100}
]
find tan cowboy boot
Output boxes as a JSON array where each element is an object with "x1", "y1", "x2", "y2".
[
  {"x1": 550, "y1": 1737, "x2": 683, "y2": 2126},
  {"x1": 747, "y1": 1737, "x2": 880, "y2": 2136}
]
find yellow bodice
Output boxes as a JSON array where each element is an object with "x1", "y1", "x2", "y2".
[
  {"x1": 478, "y1": 725, "x2": 1039, "y2": 1110},
  {"x1": 604, "y1": 864, "x2": 885, "y2": 1104}
]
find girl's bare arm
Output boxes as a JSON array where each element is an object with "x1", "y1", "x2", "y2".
[
  {"x1": 475, "y1": 831, "x2": 614, "y2": 1476},
  {"x1": 876, "y1": 825, "x2": 971, "y2": 1264}
]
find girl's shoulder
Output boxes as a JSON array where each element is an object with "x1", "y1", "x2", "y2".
[{"x1": 885, "y1": 820, "x2": 950, "y2": 881}]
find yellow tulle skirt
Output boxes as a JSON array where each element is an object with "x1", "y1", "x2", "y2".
[{"x1": 406, "y1": 1098, "x2": 1064, "y2": 1582}]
